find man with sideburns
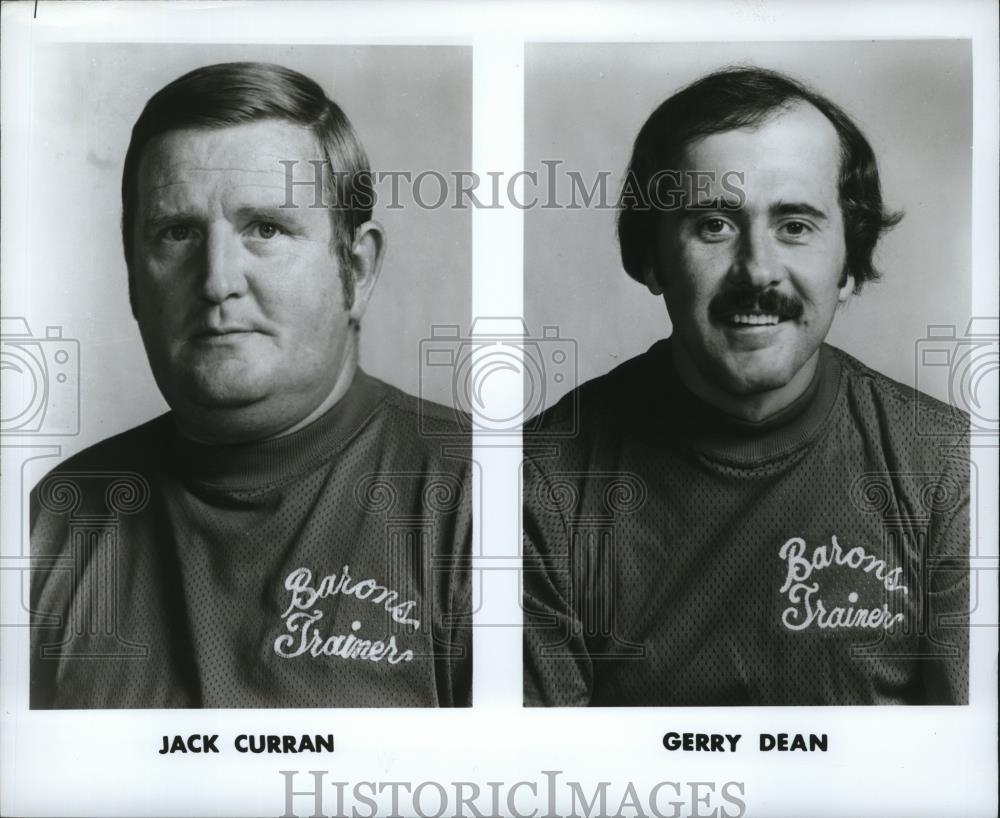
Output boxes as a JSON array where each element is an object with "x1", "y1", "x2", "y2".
[
  {"x1": 31, "y1": 62, "x2": 471, "y2": 708},
  {"x1": 523, "y1": 67, "x2": 969, "y2": 706}
]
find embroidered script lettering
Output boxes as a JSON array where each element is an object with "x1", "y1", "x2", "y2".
[
  {"x1": 281, "y1": 566, "x2": 421, "y2": 627},
  {"x1": 778, "y1": 536, "x2": 908, "y2": 632},
  {"x1": 273, "y1": 566, "x2": 419, "y2": 664}
]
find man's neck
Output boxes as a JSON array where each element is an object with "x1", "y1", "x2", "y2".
[
  {"x1": 175, "y1": 332, "x2": 360, "y2": 445},
  {"x1": 670, "y1": 343, "x2": 820, "y2": 424},
  {"x1": 270, "y1": 339, "x2": 359, "y2": 440}
]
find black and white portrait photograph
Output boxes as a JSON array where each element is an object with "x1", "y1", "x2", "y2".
[
  {"x1": 1, "y1": 3, "x2": 996, "y2": 818},
  {"x1": 522, "y1": 41, "x2": 977, "y2": 707},
  {"x1": 10, "y1": 43, "x2": 474, "y2": 709}
]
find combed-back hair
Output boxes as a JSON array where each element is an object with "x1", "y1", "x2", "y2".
[
  {"x1": 122, "y1": 61, "x2": 372, "y2": 305},
  {"x1": 617, "y1": 67, "x2": 902, "y2": 291}
]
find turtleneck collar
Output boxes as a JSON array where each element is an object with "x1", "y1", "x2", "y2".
[
  {"x1": 646, "y1": 338, "x2": 843, "y2": 464},
  {"x1": 164, "y1": 368, "x2": 386, "y2": 493}
]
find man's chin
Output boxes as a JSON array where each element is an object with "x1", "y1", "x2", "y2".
[
  {"x1": 174, "y1": 369, "x2": 271, "y2": 411},
  {"x1": 708, "y1": 356, "x2": 798, "y2": 397}
]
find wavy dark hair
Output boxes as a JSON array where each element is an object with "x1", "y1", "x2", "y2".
[
  {"x1": 617, "y1": 67, "x2": 902, "y2": 292},
  {"x1": 121, "y1": 61, "x2": 372, "y2": 307}
]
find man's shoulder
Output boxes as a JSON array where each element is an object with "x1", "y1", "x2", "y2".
[
  {"x1": 32, "y1": 413, "x2": 173, "y2": 490},
  {"x1": 530, "y1": 340, "x2": 664, "y2": 435},
  {"x1": 829, "y1": 344, "x2": 970, "y2": 438},
  {"x1": 523, "y1": 343, "x2": 664, "y2": 480},
  {"x1": 369, "y1": 375, "x2": 467, "y2": 433},
  {"x1": 29, "y1": 414, "x2": 172, "y2": 545},
  {"x1": 361, "y1": 374, "x2": 471, "y2": 467}
]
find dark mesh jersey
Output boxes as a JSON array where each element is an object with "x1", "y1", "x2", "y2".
[
  {"x1": 523, "y1": 340, "x2": 969, "y2": 706},
  {"x1": 31, "y1": 370, "x2": 472, "y2": 708}
]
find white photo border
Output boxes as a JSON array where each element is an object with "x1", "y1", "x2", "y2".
[{"x1": 1, "y1": 2, "x2": 996, "y2": 817}]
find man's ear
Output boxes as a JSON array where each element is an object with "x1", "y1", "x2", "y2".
[
  {"x1": 347, "y1": 220, "x2": 386, "y2": 323},
  {"x1": 644, "y1": 264, "x2": 664, "y2": 296},
  {"x1": 837, "y1": 269, "x2": 855, "y2": 304}
]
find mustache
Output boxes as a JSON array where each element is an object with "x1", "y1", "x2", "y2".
[{"x1": 708, "y1": 286, "x2": 804, "y2": 321}]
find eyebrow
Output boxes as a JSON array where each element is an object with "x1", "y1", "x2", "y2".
[
  {"x1": 142, "y1": 205, "x2": 309, "y2": 234},
  {"x1": 679, "y1": 199, "x2": 831, "y2": 226},
  {"x1": 682, "y1": 197, "x2": 742, "y2": 213},
  {"x1": 233, "y1": 205, "x2": 308, "y2": 223},
  {"x1": 770, "y1": 201, "x2": 829, "y2": 222},
  {"x1": 142, "y1": 210, "x2": 202, "y2": 234}
]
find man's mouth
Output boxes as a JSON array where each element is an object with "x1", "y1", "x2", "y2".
[
  {"x1": 725, "y1": 313, "x2": 783, "y2": 327},
  {"x1": 709, "y1": 288, "x2": 804, "y2": 328},
  {"x1": 190, "y1": 327, "x2": 257, "y2": 341}
]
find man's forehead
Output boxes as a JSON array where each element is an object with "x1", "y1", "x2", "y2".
[
  {"x1": 136, "y1": 120, "x2": 325, "y2": 202},
  {"x1": 680, "y1": 104, "x2": 837, "y2": 167},
  {"x1": 678, "y1": 103, "x2": 841, "y2": 206}
]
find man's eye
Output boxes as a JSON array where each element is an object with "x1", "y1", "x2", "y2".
[
  {"x1": 697, "y1": 218, "x2": 735, "y2": 239},
  {"x1": 249, "y1": 222, "x2": 282, "y2": 240},
  {"x1": 780, "y1": 220, "x2": 812, "y2": 238},
  {"x1": 162, "y1": 225, "x2": 194, "y2": 242}
]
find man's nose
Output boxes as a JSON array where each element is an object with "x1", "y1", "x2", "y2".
[
  {"x1": 730, "y1": 225, "x2": 782, "y2": 289},
  {"x1": 199, "y1": 229, "x2": 249, "y2": 303}
]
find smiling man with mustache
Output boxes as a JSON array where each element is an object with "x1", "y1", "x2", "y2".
[
  {"x1": 523, "y1": 67, "x2": 970, "y2": 707},
  {"x1": 30, "y1": 62, "x2": 471, "y2": 709}
]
